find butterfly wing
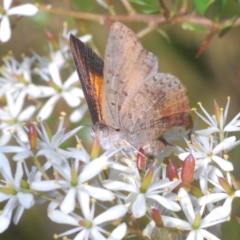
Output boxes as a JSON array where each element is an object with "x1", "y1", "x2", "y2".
[
  {"x1": 70, "y1": 35, "x2": 104, "y2": 124},
  {"x1": 122, "y1": 73, "x2": 191, "y2": 143},
  {"x1": 103, "y1": 23, "x2": 191, "y2": 141},
  {"x1": 103, "y1": 22, "x2": 159, "y2": 129}
]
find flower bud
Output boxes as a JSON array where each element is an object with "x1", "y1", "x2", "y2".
[
  {"x1": 91, "y1": 136, "x2": 100, "y2": 160},
  {"x1": 28, "y1": 123, "x2": 37, "y2": 151},
  {"x1": 140, "y1": 166, "x2": 154, "y2": 193},
  {"x1": 151, "y1": 206, "x2": 163, "y2": 228},
  {"x1": 190, "y1": 185, "x2": 203, "y2": 198},
  {"x1": 214, "y1": 100, "x2": 221, "y2": 127},
  {"x1": 167, "y1": 160, "x2": 179, "y2": 181},
  {"x1": 137, "y1": 147, "x2": 146, "y2": 172},
  {"x1": 218, "y1": 176, "x2": 234, "y2": 196},
  {"x1": 192, "y1": 212, "x2": 201, "y2": 229},
  {"x1": 181, "y1": 153, "x2": 195, "y2": 189}
]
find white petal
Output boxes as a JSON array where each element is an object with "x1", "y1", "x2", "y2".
[
  {"x1": 0, "y1": 132, "x2": 12, "y2": 145},
  {"x1": 37, "y1": 95, "x2": 60, "y2": 120},
  {"x1": 198, "y1": 193, "x2": 227, "y2": 205},
  {"x1": 103, "y1": 180, "x2": 136, "y2": 192},
  {"x1": 0, "y1": 16, "x2": 11, "y2": 42},
  {"x1": 30, "y1": 180, "x2": 63, "y2": 191},
  {"x1": 178, "y1": 188, "x2": 195, "y2": 223},
  {"x1": 17, "y1": 192, "x2": 34, "y2": 209},
  {"x1": 90, "y1": 228, "x2": 107, "y2": 240},
  {"x1": 195, "y1": 127, "x2": 219, "y2": 135},
  {"x1": 213, "y1": 136, "x2": 236, "y2": 153},
  {"x1": 48, "y1": 210, "x2": 79, "y2": 225},
  {"x1": 70, "y1": 104, "x2": 88, "y2": 122},
  {"x1": 0, "y1": 212, "x2": 11, "y2": 233},
  {"x1": 162, "y1": 215, "x2": 191, "y2": 230},
  {"x1": 0, "y1": 145, "x2": 26, "y2": 153},
  {"x1": 143, "y1": 220, "x2": 155, "y2": 238},
  {"x1": 77, "y1": 191, "x2": 90, "y2": 219},
  {"x1": 224, "y1": 125, "x2": 240, "y2": 132},
  {"x1": 197, "y1": 229, "x2": 221, "y2": 240},
  {"x1": 34, "y1": 86, "x2": 56, "y2": 98},
  {"x1": 0, "y1": 153, "x2": 12, "y2": 177},
  {"x1": 211, "y1": 155, "x2": 233, "y2": 171},
  {"x1": 109, "y1": 223, "x2": 127, "y2": 240},
  {"x1": 60, "y1": 188, "x2": 76, "y2": 214},
  {"x1": 132, "y1": 193, "x2": 146, "y2": 218},
  {"x1": 13, "y1": 205, "x2": 24, "y2": 224},
  {"x1": 4, "y1": 0, "x2": 12, "y2": 11},
  {"x1": 62, "y1": 92, "x2": 80, "y2": 107},
  {"x1": 8, "y1": 4, "x2": 38, "y2": 16},
  {"x1": 18, "y1": 105, "x2": 36, "y2": 121},
  {"x1": 201, "y1": 206, "x2": 230, "y2": 228},
  {"x1": 235, "y1": 190, "x2": 240, "y2": 197},
  {"x1": 79, "y1": 34, "x2": 92, "y2": 43},
  {"x1": 84, "y1": 185, "x2": 115, "y2": 201},
  {"x1": 186, "y1": 231, "x2": 198, "y2": 240},
  {"x1": 13, "y1": 150, "x2": 32, "y2": 161},
  {"x1": 63, "y1": 71, "x2": 79, "y2": 88},
  {"x1": 148, "y1": 194, "x2": 181, "y2": 211},
  {"x1": 94, "y1": 205, "x2": 127, "y2": 225},
  {"x1": 79, "y1": 157, "x2": 108, "y2": 183},
  {"x1": 49, "y1": 63, "x2": 62, "y2": 87},
  {"x1": 16, "y1": 125, "x2": 28, "y2": 142}
]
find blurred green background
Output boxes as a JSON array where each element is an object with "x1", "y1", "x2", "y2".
[{"x1": 1, "y1": 0, "x2": 240, "y2": 239}]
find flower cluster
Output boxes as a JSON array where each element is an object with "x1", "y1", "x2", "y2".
[{"x1": 1, "y1": 2, "x2": 240, "y2": 239}]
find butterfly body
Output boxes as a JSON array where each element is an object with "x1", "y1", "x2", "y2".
[{"x1": 70, "y1": 22, "x2": 191, "y2": 154}]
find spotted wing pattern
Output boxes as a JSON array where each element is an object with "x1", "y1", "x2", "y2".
[
  {"x1": 103, "y1": 23, "x2": 191, "y2": 142},
  {"x1": 103, "y1": 22, "x2": 159, "y2": 129}
]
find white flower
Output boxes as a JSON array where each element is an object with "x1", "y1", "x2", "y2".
[
  {"x1": 31, "y1": 157, "x2": 115, "y2": 214},
  {"x1": 36, "y1": 115, "x2": 83, "y2": 165},
  {"x1": 103, "y1": 164, "x2": 181, "y2": 218},
  {"x1": 179, "y1": 135, "x2": 236, "y2": 175},
  {"x1": 0, "y1": 55, "x2": 56, "y2": 100},
  {"x1": 162, "y1": 188, "x2": 230, "y2": 240},
  {"x1": 0, "y1": 134, "x2": 33, "y2": 161},
  {"x1": 37, "y1": 63, "x2": 84, "y2": 119},
  {"x1": 70, "y1": 103, "x2": 88, "y2": 122},
  {"x1": 0, "y1": 153, "x2": 34, "y2": 233},
  {"x1": 48, "y1": 192, "x2": 127, "y2": 240},
  {"x1": 0, "y1": 92, "x2": 36, "y2": 145},
  {"x1": 194, "y1": 98, "x2": 240, "y2": 136},
  {"x1": 198, "y1": 171, "x2": 240, "y2": 210},
  {"x1": 0, "y1": 0, "x2": 38, "y2": 42}
]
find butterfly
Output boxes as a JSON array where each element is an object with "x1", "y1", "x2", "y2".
[{"x1": 70, "y1": 22, "x2": 191, "y2": 154}]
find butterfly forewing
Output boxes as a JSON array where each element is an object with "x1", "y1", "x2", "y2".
[
  {"x1": 103, "y1": 22, "x2": 159, "y2": 130},
  {"x1": 70, "y1": 35, "x2": 104, "y2": 124}
]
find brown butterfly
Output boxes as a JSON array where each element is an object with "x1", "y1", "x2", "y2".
[{"x1": 70, "y1": 22, "x2": 191, "y2": 154}]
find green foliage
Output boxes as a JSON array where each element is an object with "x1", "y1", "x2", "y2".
[
  {"x1": 182, "y1": 22, "x2": 208, "y2": 32},
  {"x1": 218, "y1": 15, "x2": 237, "y2": 37},
  {"x1": 193, "y1": 0, "x2": 215, "y2": 14},
  {"x1": 129, "y1": 0, "x2": 160, "y2": 13}
]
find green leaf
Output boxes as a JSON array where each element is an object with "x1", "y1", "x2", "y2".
[
  {"x1": 193, "y1": 0, "x2": 215, "y2": 15},
  {"x1": 182, "y1": 22, "x2": 208, "y2": 32},
  {"x1": 156, "y1": 28, "x2": 171, "y2": 43},
  {"x1": 218, "y1": 15, "x2": 237, "y2": 37},
  {"x1": 129, "y1": 0, "x2": 160, "y2": 13}
]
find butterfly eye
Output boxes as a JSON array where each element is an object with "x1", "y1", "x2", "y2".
[{"x1": 99, "y1": 124, "x2": 109, "y2": 138}]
